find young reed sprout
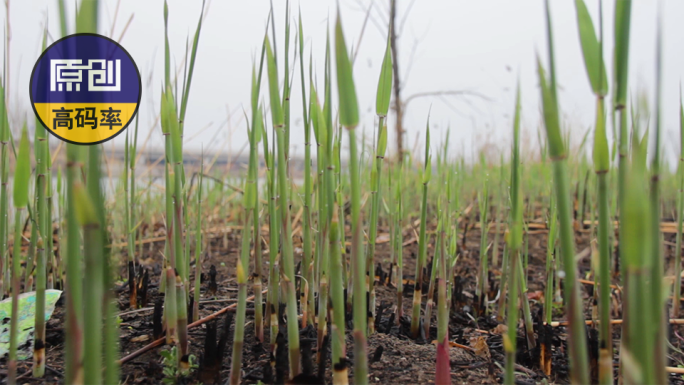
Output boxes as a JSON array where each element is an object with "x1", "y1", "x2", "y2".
[
  {"x1": 411, "y1": 124, "x2": 431, "y2": 339},
  {"x1": 335, "y1": 10, "x2": 368, "y2": 384},
  {"x1": 266, "y1": 34, "x2": 301, "y2": 378},
  {"x1": 81, "y1": 145, "x2": 105, "y2": 385},
  {"x1": 298, "y1": 10, "x2": 315, "y2": 330},
  {"x1": 614, "y1": 0, "x2": 632, "y2": 219},
  {"x1": 435, "y1": 200, "x2": 451, "y2": 385},
  {"x1": 230, "y1": 56, "x2": 264, "y2": 384},
  {"x1": 0, "y1": 66, "x2": 8, "y2": 299},
  {"x1": 250, "y1": 36, "x2": 266, "y2": 344},
  {"x1": 477, "y1": 179, "x2": 489, "y2": 314},
  {"x1": 8, "y1": 126, "x2": 30, "y2": 385},
  {"x1": 504, "y1": 82, "x2": 522, "y2": 385},
  {"x1": 394, "y1": 163, "x2": 404, "y2": 323},
  {"x1": 125, "y1": 115, "x2": 140, "y2": 309},
  {"x1": 574, "y1": 1, "x2": 613, "y2": 382},
  {"x1": 544, "y1": 198, "x2": 558, "y2": 326},
  {"x1": 32, "y1": 29, "x2": 49, "y2": 378},
  {"x1": 674, "y1": 89, "x2": 684, "y2": 319},
  {"x1": 646, "y1": 16, "x2": 666, "y2": 384},
  {"x1": 193, "y1": 161, "x2": 204, "y2": 323},
  {"x1": 261, "y1": 73, "x2": 280, "y2": 350},
  {"x1": 366, "y1": 26, "x2": 392, "y2": 333},
  {"x1": 537, "y1": 1, "x2": 590, "y2": 382},
  {"x1": 311, "y1": 81, "x2": 332, "y2": 362}
]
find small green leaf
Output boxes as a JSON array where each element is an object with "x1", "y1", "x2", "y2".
[
  {"x1": 424, "y1": 121, "x2": 431, "y2": 165},
  {"x1": 310, "y1": 84, "x2": 321, "y2": 145},
  {"x1": 680, "y1": 87, "x2": 684, "y2": 156},
  {"x1": 334, "y1": 12, "x2": 359, "y2": 129},
  {"x1": 13, "y1": 124, "x2": 31, "y2": 208},
  {"x1": 592, "y1": 98, "x2": 609, "y2": 172},
  {"x1": 375, "y1": 31, "x2": 393, "y2": 117},
  {"x1": 574, "y1": 0, "x2": 607, "y2": 95},
  {"x1": 162, "y1": 86, "x2": 182, "y2": 164},
  {"x1": 252, "y1": 107, "x2": 264, "y2": 145},
  {"x1": 613, "y1": 0, "x2": 632, "y2": 107},
  {"x1": 244, "y1": 180, "x2": 256, "y2": 210},
  {"x1": 537, "y1": 57, "x2": 564, "y2": 158},
  {"x1": 377, "y1": 123, "x2": 388, "y2": 158},
  {"x1": 251, "y1": 65, "x2": 259, "y2": 115},
  {"x1": 422, "y1": 155, "x2": 432, "y2": 184},
  {"x1": 73, "y1": 183, "x2": 98, "y2": 226},
  {"x1": 265, "y1": 37, "x2": 284, "y2": 128}
]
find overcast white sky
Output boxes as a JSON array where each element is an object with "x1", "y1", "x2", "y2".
[{"x1": 3, "y1": 0, "x2": 684, "y2": 165}]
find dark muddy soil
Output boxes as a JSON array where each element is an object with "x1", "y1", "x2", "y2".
[{"x1": 3, "y1": 211, "x2": 684, "y2": 384}]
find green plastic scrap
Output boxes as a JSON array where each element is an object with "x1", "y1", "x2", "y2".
[{"x1": 0, "y1": 290, "x2": 62, "y2": 360}]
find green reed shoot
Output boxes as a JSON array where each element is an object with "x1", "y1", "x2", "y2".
[
  {"x1": 0, "y1": 71, "x2": 7, "y2": 298},
  {"x1": 125, "y1": 115, "x2": 140, "y2": 309},
  {"x1": 477, "y1": 179, "x2": 489, "y2": 313},
  {"x1": 647, "y1": 19, "x2": 666, "y2": 384},
  {"x1": 411, "y1": 125, "x2": 430, "y2": 339},
  {"x1": 435, "y1": 201, "x2": 451, "y2": 384},
  {"x1": 367, "y1": 27, "x2": 392, "y2": 333},
  {"x1": 266, "y1": 34, "x2": 301, "y2": 378},
  {"x1": 621, "y1": 123, "x2": 656, "y2": 384},
  {"x1": 298, "y1": 10, "x2": 314, "y2": 329},
  {"x1": 504, "y1": 82, "x2": 522, "y2": 385},
  {"x1": 262, "y1": 78, "x2": 279, "y2": 349},
  {"x1": 230, "y1": 56, "x2": 265, "y2": 383},
  {"x1": 311, "y1": 81, "x2": 331, "y2": 359},
  {"x1": 544, "y1": 198, "x2": 558, "y2": 325},
  {"x1": 193, "y1": 161, "x2": 203, "y2": 323},
  {"x1": 538, "y1": 1, "x2": 590, "y2": 382},
  {"x1": 81, "y1": 145, "x2": 105, "y2": 385},
  {"x1": 8, "y1": 126, "x2": 30, "y2": 385},
  {"x1": 674, "y1": 89, "x2": 684, "y2": 318},
  {"x1": 335, "y1": 11, "x2": 368, "y2": 383},
  {"x1": 32, "y1": 88, "x2": 48, "y2": 379},
  {"x1": 614, "y1": 0, "x2": 632, "y2": 295},
  {"x1": 574, "y1": 1, "x2": 613, "y2": 382},
  {"x1": 161, "y1": 2, "x2": 178, "y2": 348},
  {"x1": 394, "y1": 163, "x2": 404, "y2": 323}
]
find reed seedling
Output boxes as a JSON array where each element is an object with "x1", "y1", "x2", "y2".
[
  {"x1": 230, "y1": 56, "x2": 264, "y2": 384},
  {"x1": 537, "y1": 2, "x2": 590, "y2": 382},
  {"x1": 477, "y1": 179, "x2": 489, "y2": 314},
  {"x1": 574, "y1": 1, "x2": 612, "y2": 382},
  {"x1": 0, "y1": 64, "x2": 7, "y2": 299},
  {"x1": 266, "y1": 34, "x2": 300, "y2": 378},
  {"x1": 193, "y1": 161, "x2": 203, "y2": 323},
  {"x1": 394, "y1": 163, "x2": 404, "y2": 323},
  {"x1": 8, "y1": 126, "x2": 30, "y2": 385},
  {"x1": 411, "y1": 126, "x2": 430, "y2": 339},
  {"x1": 674, "y1": 89, "x2": 684, "y2": 319},
  {"x1": 335, "y1": 11, "x2": 368, "y2": 383},
  {"x1": 125, "y1": 115, "x2": 140, "y2": 309},
  {"x1": 435, "y1": 201, "x2": 451, "y2": 385},
  {"x1": 504, "y1": 82, "x2": 522, "y2": 385},
  {"x1": 366, "y1": 27, "x2": 392, "y2": 333},
  {"x1": 298, "y1": 10, "x2": 314, "y2": 330},
  {"x1": 544, "y1": 198, "x2": 558, "y2": 326},
  {"x1": 31, "y1": 28, "x2": 49, "y2": 378}
]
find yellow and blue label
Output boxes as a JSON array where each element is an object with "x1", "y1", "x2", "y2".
[{"x1": 30, "y1": 34, "x2": 141, "y2": 145}]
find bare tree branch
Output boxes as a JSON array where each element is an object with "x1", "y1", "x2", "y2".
[
  {"x1": 398, "y1": 0, "x2": 417, "y2": 36},
  {"x1": 390, "y1": 0, "x2": 404, "y2": 158},
  {"x1": 353, "y1": 0, "x2": 386, "y2": 37},
  {"x1": 404, "y1": 90, "x2": 491, "y2": 106},
  {"x1": 351, "y1": 1, "x2": 374, "y2": 66}
]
